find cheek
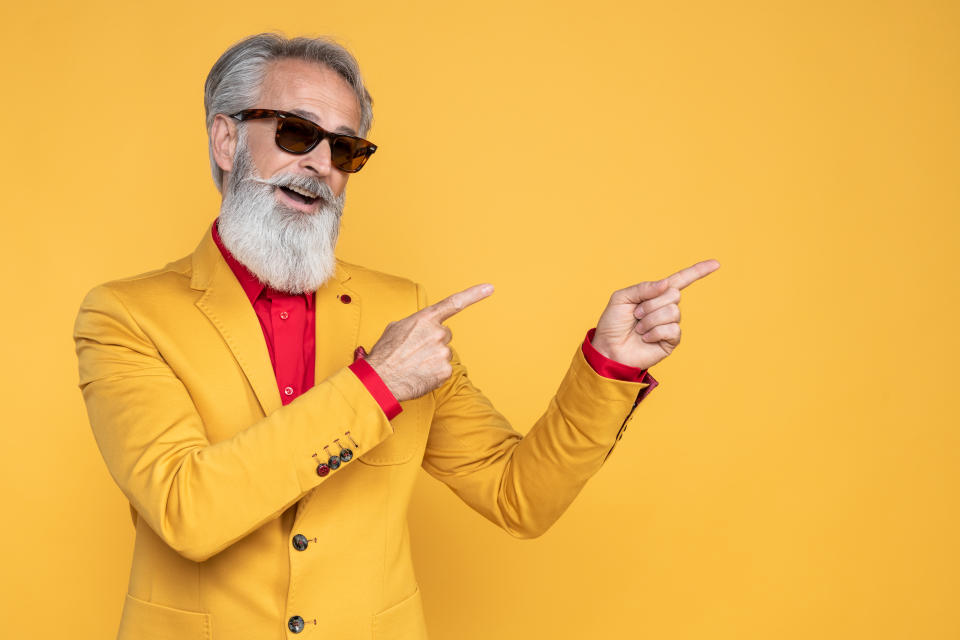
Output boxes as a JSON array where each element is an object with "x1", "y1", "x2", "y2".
[
  {"x1": 330, "y1": 174, "x2": 349, "y2": 197},
  {"x1": 245, "y1": 132, "x2": 283, "y2": 177}
]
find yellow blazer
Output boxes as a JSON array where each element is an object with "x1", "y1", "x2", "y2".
[{"x1": 74, "y1": 224, "x2": 651, "y2": 640}]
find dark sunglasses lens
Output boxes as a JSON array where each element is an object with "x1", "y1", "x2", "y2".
[
  {"x1": 330, "y1": 137, "x2": 373, "y2": 172},
  {"x1": 276, "y1": 118, "x2": 319, "y2": 153}
]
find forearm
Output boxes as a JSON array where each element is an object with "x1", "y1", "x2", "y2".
[
  {"x1": 424, "y1": 346, "x2": 649, "y2": 538},
  {"x1": 81, "y1": 365, "x2": 393, "y2": 561}
]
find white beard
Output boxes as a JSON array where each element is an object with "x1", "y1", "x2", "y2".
[{"x1": 216, "y1": 135, "x2": 345, "y2": 294}]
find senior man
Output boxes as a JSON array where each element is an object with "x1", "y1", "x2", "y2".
[{"x1": 75, "y1": 33, "x2": 719, "y2": 639}]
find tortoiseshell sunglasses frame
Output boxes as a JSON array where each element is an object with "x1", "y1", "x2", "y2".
[{"x1": 230, "y1": 109, "x2": 377, "y2": 173}]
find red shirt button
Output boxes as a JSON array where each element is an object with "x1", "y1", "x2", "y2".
[
  {"x1": 284, "y1": 386, "x2": 294, "y2": 396},
  {"x1": 279, "y1": 311, "x2": 289, "y2": 320},
  {"x1": 340, "y1": 294, "x2": 352, "y2": 304}
]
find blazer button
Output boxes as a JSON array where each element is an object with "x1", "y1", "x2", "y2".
[
  {"x1": 292, "y1": 534, "x2": 309, "y2": 551},
  {"x1": 327, "y1": 455, "x2": 341, "y2": 470},
  {"x1": 340, "y1": 294, "x2": 352, "y2": 304},
  {"x1": 316, "y1": 463, "x2": 330, "y2": 477},
  {"x1": 339, "y1": 448, "x2": 353, "y2": 462},
  {"x1": 288, "y1": 615, "x2": 304, "y2": 633}
]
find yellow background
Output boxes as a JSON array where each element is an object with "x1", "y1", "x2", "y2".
[{"x1": 1, "y1": 1, "x2": 958, "y2": 637}]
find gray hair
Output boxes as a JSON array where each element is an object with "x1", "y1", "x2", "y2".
[{"x1": 203, "y1": 33, "x2": 374, "y2": 191}]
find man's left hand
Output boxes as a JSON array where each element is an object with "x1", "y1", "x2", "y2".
[{"x1": 591, "y1": 259, "x2": 721, "y2": 370}]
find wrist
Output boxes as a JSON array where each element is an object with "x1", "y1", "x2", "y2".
[
  {"x1": 588, "y1": 330, "x2": 618, "y2": 361},
  {"x1": 582, "y1": 328, "x2": 650, "y2": 383},
  {"x1": 349, "y1": 354, "x2": 404, "y2": 419}
]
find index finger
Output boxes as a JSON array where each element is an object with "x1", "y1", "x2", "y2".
[
  {"x1": 665, "y1": 259, "x2": 721, "y2": 290},
  {"x1": 425, "y1": 283, "x2": 495, "y2": 322}
]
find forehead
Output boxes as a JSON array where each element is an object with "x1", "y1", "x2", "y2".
[{"x1": 257, "y1": 58, "x2": 361, "y2": 134}]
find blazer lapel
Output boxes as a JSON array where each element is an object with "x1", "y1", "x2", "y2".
[
  {"x1": 314, "y1": 262, "x2": 361, "y2": 383},
  {"x1": 191, "y1": 226, "x2": 282, "y2": 416}
]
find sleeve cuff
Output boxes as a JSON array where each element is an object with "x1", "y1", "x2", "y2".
[
  {"x1": 582, "y1": 328, "x2": 658, "y2": 402},
  {"x1": 348, "y1": 357, "x2": 403, "y2": 420}
]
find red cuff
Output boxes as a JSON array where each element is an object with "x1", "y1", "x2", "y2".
[
  {"x1": 348, "y1": 355, "x2": 403, "y2": 420},
  {"x1": 582, "y1": 329, "x2": 658, "y2": 401}
]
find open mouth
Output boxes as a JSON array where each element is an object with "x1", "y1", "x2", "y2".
[{"x1": 278, "y1": 185, "x2": 319, "y2": 207}]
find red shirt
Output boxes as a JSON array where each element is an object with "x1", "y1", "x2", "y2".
[{"x1": 211, "y1": 222, "x2": 656, "y2": 418}]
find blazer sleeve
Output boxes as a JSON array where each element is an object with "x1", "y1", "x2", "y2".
[
  {"x1": 74, "y1": 284, "x2": 395, "y2": 562},
  {"x1": 419, "y1": 284, "x2": 652, "y2": 539}
]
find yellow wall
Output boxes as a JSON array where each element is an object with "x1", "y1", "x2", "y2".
[{"x1": 1, "y1": 1, "x2": 957, "y2": 637}]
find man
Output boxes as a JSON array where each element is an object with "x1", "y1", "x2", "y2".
[{"x1": 74, "y1": 33, "x2": 719, "y2": 639}]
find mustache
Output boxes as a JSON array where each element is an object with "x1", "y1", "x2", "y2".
[{"x1": 248, "y1": 172, "x2": 337, "y2": 203}]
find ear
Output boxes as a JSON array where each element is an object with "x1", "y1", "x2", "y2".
[{"x1": 210, "y1": 113, "x2": 239, "y2": 175}]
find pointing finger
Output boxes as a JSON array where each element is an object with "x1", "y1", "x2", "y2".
[
  {"x1": 427, "y1": 283, "x2": 495, "y2": 322},
  {"x1": 665, "y1": 259, "x2": 721, "y2": 291}
]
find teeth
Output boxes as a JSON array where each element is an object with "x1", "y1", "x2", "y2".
[{"x1": 286, "y1": 185, "x2": 318, "y2": 199}]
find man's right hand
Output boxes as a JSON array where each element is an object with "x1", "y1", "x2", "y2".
[{"x1": 365, "y1": 283, "x2": 495, "y2": 402}]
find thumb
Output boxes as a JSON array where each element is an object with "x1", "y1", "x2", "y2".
[{"x1": 617, "y1": 278, "x2": 670, "y2": 304}]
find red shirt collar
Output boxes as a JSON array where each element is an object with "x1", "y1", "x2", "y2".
[{"x1": 211, "y1": 218, "x2": 314, "y2": 308}]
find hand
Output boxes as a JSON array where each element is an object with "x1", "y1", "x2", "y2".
[
  {"x1": 591, "y1": 260, "x2": 720, "y2": 370},
  {"x1": 365, "y1": 283, "x2": 495, "y2": 402}
]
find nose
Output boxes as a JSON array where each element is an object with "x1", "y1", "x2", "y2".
[{"x1": 297, "y1": 137, "x2": 334, "y2": 177}]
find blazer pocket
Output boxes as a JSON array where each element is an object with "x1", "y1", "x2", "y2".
[
  {"x1": 359, "y1": 396, "x2": 428, "y2": 466},
  {"x1": 371, "y1": 586, "x2": 428, "y2": 640},
  {"x1": 117, "y1": 593, "x2": 212, "y2": 640}
]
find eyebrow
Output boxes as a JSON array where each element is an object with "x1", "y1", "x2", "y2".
[{"x1": 288, "y1": 108, "x2": 358, "y2": 136}]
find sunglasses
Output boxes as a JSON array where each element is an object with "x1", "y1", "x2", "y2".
[{"x1": 230, "y1": 109, "x2": 377, "y2": 173}]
